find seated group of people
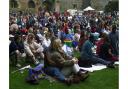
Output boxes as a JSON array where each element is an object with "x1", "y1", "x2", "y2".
[
  {"x1": 9, "y1": 10, "x2": 119, "y2": 85},
  {"x1": 9, "y1": 32, "x2": 89, "y2": 85},
  {"x1": 9, "y1": 28, "x2": 118, "y2": 85}
]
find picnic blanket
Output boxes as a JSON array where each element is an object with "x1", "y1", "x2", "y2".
[{"x1": 80, "y1": 62, "x2": 119, "y2": 72}]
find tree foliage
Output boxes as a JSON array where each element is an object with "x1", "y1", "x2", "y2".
[{"x1": 104, "y1": 1, "x2": 119, "y2": 12}]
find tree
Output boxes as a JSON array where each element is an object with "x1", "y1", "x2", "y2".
[{"x1": 104, "y1": 1, "x2": 119, "y2": 12}]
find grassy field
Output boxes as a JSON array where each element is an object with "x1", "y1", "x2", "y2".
[{"x1": 10, "y1": 66, "x2": 118, "y2": 89}]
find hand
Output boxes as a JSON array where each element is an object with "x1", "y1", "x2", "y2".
[
  {"x1": 32, "y1": 50, "x2": 37, "y2": 54},
  {"x1": 72, "y1": 58, "x2": 78, "y2": 64},
  {"x1": 74, "y1": 57, "x2": 78, "y2": 60}
]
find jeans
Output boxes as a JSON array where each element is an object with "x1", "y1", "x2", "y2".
[
  {"x1": 44, "y1": 67, "x2": 65, "y2": 81},
  {"x1": 82, "y1": 56, "x2": 111, "y2": 65},
  {"x1": 91, "y1": 56, "x2": 111, "y2": 65}
]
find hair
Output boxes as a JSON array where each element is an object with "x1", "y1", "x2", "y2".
[
  {"x1": 45, "y1": 32, "x2": 50, "y2": 38},
  {"x1": 28, "y1": 33, "x2": 35, "y2": 38},
  {"x1": 27, "y1": 33, "x2": 35, "y2": 42},
  {"x1": 50, "y1": 37, "x2": 62, "y2": 52},
  {"x1": 14, "y1": 34, "x2": 21, "y2": 42}
]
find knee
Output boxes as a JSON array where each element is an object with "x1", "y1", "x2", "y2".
[{"x1": 40, "y1": 53, "x2": 44, "y2": 58}]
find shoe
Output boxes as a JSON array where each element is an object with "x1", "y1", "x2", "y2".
[
  {"x1": 107, "y1": 63, "x2": 115, "y2": 68},
  {"x1": 77, "y1": 70, "x2": 89, "y2": 81},
  {"x1": 65, "y1": 78, "x2": 72, "y2": 86},
  {"x1": 31, "y1": 80, "x2": 39, "y2": 85},
  {"x1": 72, "y1": 74, "x2": 80, "y2": 84}
]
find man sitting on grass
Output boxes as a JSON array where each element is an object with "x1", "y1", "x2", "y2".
[{"x1": 80, "y1": 34, "x2": 115, "y2": 68}]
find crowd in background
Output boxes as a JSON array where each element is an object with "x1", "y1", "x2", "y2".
[{"x1": 9, "y1": 10, "x2": 119, "y2": 85}]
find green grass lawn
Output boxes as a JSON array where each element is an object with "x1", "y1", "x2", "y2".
[{"x1": 10, "y1": 66, "x2": 118, "y2": 89}]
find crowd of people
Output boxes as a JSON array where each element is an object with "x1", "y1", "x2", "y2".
[{"x1": 9, "y1": 10, "x2": 119, "y2": 85}]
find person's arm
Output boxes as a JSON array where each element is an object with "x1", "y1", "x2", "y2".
[
  {"x1": 33, "y1": 42, "x2": 44, "y2": 53},
  {"x1": 52, "y1": 52, "x2": 75, "y2": 67},
  {"x1": 24, "y1": 41, "x2": 34, "y2": 57},
  {"x1": 108, "y1": 47, "x2": 115, "y2": 57}
]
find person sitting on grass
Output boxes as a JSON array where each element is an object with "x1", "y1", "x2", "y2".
[
  {"x1": 9, "y1": 34, "x2": 25, "y2": 67},
  {"x1": 44, "y1": 37, "x2": 89, "y2": 85},
  {"x1": 80, "y1": 34, "x2": 115, "y2": 68},
  {"x1": 24, "y1": 33, "x2": 44, "y2": 65},
  {"x1": 78, "y1": 30, "x2": 90, "y2": 52},
  {"x1": 97, "y1": 33, "x2": 118, "y2": 62}
]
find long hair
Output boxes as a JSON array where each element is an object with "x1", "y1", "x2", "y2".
[
  {"x1": 50, "y1": 38, "x2": 62, "y2": 51},
  {"x1": 27, "y1": 33, "x2": 35, "y2": 43},
  {"x1": 50, "y1": 37, "x2": 68, "y2": 59}
]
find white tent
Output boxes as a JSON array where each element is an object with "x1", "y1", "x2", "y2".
[{"x1": 83, "y1": 6, "x2": 95, "y2": 11}]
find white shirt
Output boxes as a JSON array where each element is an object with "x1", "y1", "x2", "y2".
[{"x1": 24, "y1": 41, "x2": 43, "y2": 56}]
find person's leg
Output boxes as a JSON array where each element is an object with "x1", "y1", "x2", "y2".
[
  {"x1": 39, "y1": 52, "x2": 44, "y2": 59},
  {"x1": 78, "y1": 59, "x2": 92, "y2": 67},
  {"x1": 73, "y1": 64, "x2": 80, "y2": 73},
  {"x1": 27, "y1": 54, "x2": 39, "y2": 65},
  {"x1": 15, "y1": 50, "x2": 21, "y2": 67},
  {"x1": 91, "y1": 56, "x2": 111, "y2": 65},
  {"x1": 38, "y1": 52, "x2": 44, "y2": 64},
  {"x1": 25, "y1": 48, "x2": 39, "y2": 65},
  {"x1": 61, "y1": 67, "x2": 73, "y2": 77},
  {"x1": 45, "y1": 67, "x2": 66, "y2": 82}
]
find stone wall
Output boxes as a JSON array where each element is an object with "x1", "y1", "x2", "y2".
[{"x1": 9, "y1": 0, "x2": 42, "y2": 12}]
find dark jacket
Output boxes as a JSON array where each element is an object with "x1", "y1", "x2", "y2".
[
  {"x1": 9, "y1": 41, "x2": 24, "y2": 54},
  {"x1": 45, "y1": 50, "x2": 74, "y2": 69},
  {"x1": 81, "y1": 40, "x2": 94, "y2": 60}
]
